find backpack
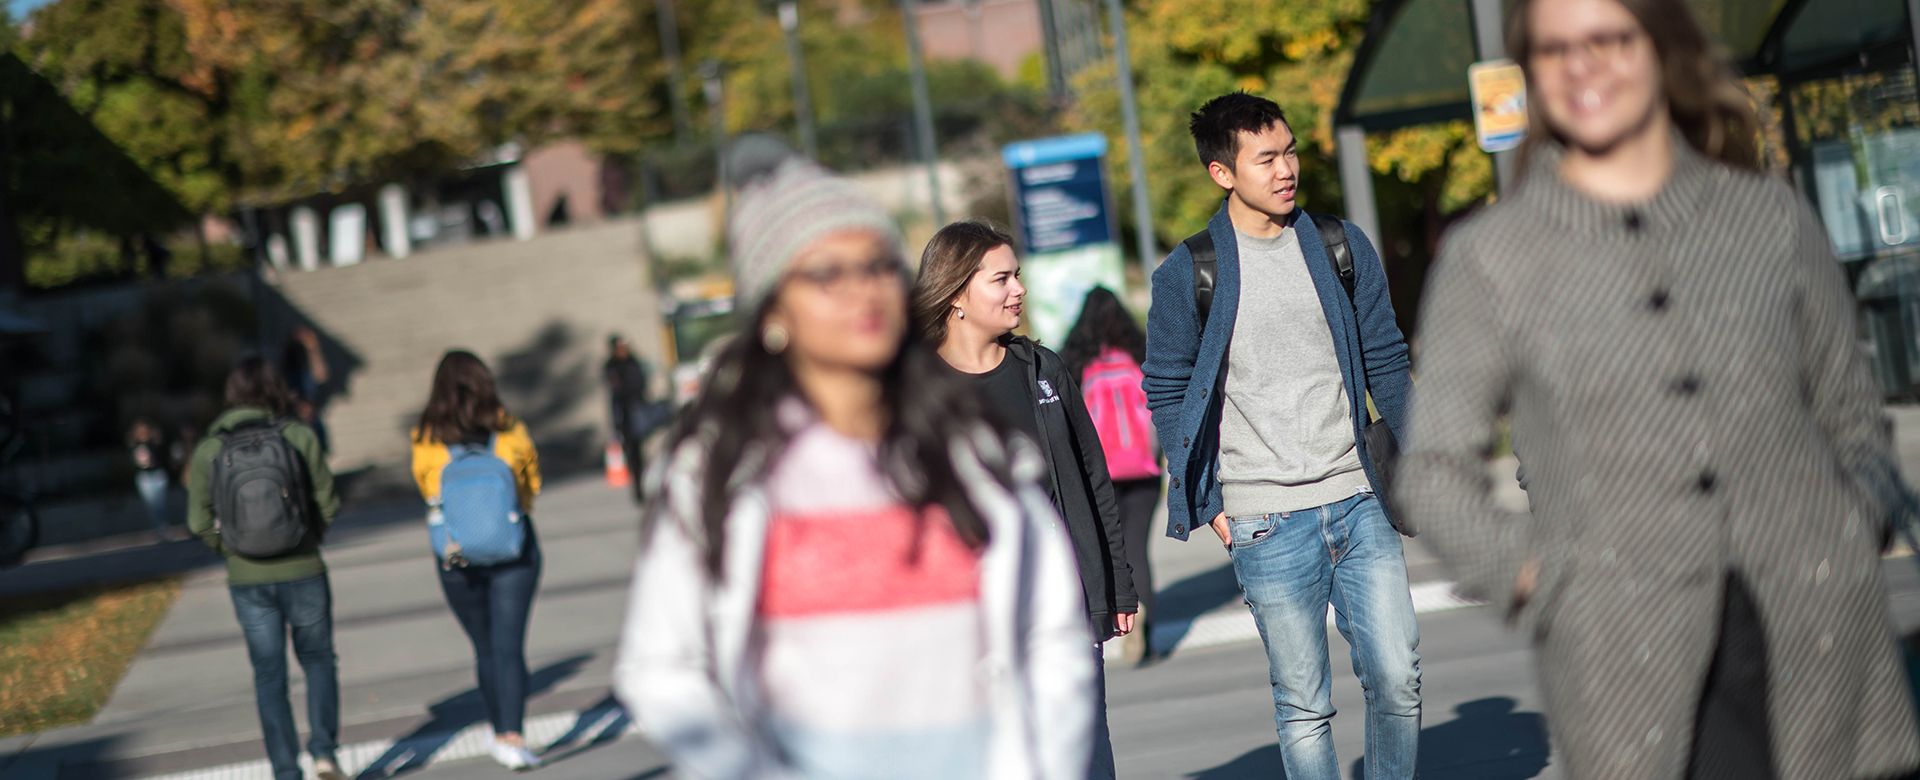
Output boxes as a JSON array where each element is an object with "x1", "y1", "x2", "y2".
[
  {"x1": 1082, "y1": 349, "x2": 1162, "y2": 481},
  {"x1": 211, "y1": 417, "x2": 314, "y2": 558},
  {"x1": 429, "y1": 434, "x2": 526, "y2": 567}
]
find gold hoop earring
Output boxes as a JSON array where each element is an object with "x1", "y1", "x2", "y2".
[{"x1": 762, "y1": 323, "x2": 790, "y2": 354}]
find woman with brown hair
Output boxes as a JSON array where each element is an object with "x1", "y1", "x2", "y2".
[
  {"x1": 1396, "y1": 0, "x2": 1920, "y2": 777},
  {"x1": 410, "y1": 350, "x2": 544, "y2": 770},
  {"x1": 910, "y1": 219, "x2": 1135, "y2": 779}
]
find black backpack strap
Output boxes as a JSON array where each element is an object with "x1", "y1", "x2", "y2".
[
  {"x1": 1309, "y1": 213, "x2": 1355, "y2": 302},
  {"x1": 1183, "y1": 229, "x2": 1218, "y2": 326}
]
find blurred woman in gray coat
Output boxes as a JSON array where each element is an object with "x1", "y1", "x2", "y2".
[{"x1": 1396, "y1": 0, "x2": 1920, "y2": 778}]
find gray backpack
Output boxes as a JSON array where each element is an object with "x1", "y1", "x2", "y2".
[{"x1": 211, "y1": 418, "x2": 315, "y2": 558}]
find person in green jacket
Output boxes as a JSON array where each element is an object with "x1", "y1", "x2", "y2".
[{"x1": 187, "y1": 358, "x2": 346, "y2": 780}]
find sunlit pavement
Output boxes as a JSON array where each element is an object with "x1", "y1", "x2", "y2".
[{"x1": 5, "y1": 405, "x2": 1920, "y2": 779}]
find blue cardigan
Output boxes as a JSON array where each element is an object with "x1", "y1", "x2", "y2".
[{"x1": 1142, "y1": 202, "x2": 1413, "y2": 540}]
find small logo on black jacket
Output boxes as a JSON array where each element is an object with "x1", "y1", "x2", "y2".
[{"x1": 1037, "y1": 380, "x2": 1061, "y2": 404}]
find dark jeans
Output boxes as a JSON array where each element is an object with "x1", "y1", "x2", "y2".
[
  {"x1": 1090, "y1": 642, "x2": 1116, "y2": 779},
  {"x1": 1114, "y1": 477, "x2": 1161, "y2": 622},
  {"x1": 438, "y1": 530, "x2": 542, "y2": 736},
  {"x1": 229, "y1": 575, "x2": 340, "y2": 780},
  {"x1": 620, "y1": 434, "x2": 646, "y2": 504},
  {"x1": 1687, "y1": 573, "x2": 1774, "y2": 780}
]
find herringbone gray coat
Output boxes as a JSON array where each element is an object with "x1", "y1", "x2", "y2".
[{"x1": 1398, "y1": 136, "x2": 1920, "y2": 780}]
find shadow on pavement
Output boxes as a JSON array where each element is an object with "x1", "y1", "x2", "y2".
[
  {"x1": 1187, "y1": 697, "x2": 1550, "y2": 780},
  {"x1": 1184, "y1": 743, "x2": 1284, "y2": 779},
  {"x1": 537, "y1": 693, "x2": 631, "y2": 767},
  {"x1": 0, "y1": 537, "x2": 220, "y2": 597},
  {"x1": 0, "y1": 735, "x2": 122, "y2": 780},
  {"x1": 1151, "y1": 563, "x2": 1243, "y2": 655},
  {"x1": 354, "y1": 654, "x2": 593, "y2": 780},
  {"x1": 1352, "y1": 697, "x2": 1552, "y2": 780}
]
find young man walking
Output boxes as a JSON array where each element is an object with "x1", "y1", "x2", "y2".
[
  {"x1": 1142, "y1": 92, "x2": 1420, "y2": 780},
  {"x1": 188, "y1": 359, "x2": 347, "y2": 780}
]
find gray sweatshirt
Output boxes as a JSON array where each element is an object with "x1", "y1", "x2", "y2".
[{"x1": 1218, "y1": 226, "x2": 1369, "y2": 517}]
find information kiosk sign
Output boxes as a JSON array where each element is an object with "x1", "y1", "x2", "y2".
[{"x1": 1002, "y1": 133, "x2": 1127, "y2": 344}]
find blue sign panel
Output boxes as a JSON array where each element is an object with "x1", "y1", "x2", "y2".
[
  {"x1": 1001, "y1": 133, "x2": 1126, "y2": 344},
  {"x1": 1014, "y1": 157, "x2": 1112, "y2": 253}
]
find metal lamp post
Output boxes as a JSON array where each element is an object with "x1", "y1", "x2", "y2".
[
  {"x1": 897, "y1": 0, "x2": 946, "y2": 224},
  {"x1": 1104, "y1": 0, "x2": 1157, "y2": 280},
  {"x1": 778, "y1": 1, "x2": 819, "y2": 161}
]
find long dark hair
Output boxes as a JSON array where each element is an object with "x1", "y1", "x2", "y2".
[
  {"x1": 910, "y1": 219, "x2": 1017, "y2": 347},
  {"x1": 415, "y1": 350, "x2": 514, "y2": 444},
  {"x1": 662, "y1": 299, "x2": 1007, "y2": 579},
  {"x1": 1508, "y1": 0, "x2": 1759, "y2": 175},
  {"x1": 1059, "y1": 286, "x2": 1145, "y2": 380},
  {"x1": 224, "y1": 358, "x2": 297, "y2": 416}
]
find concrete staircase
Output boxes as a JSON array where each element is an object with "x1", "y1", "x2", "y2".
[{"x1": 266, "y1": 217, "x2": 667, "y2": 477}]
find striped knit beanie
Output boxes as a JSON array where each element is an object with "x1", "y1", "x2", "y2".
[{"x1": 727, "y1": 148, "x2": 903, "y2": 314}]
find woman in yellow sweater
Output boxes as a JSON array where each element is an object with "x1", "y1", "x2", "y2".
[{"x1": 410, "y1": 350, "x2": 544, "y2": 770}]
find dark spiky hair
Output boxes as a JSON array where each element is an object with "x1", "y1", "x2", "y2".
[{"x1": 1189, "y1": 92, "x2": 1291, "y2": 172}]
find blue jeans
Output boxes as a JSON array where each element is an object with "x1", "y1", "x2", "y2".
[
  {"x1": 229, "y1": 575, "x2": 340, "y2": 780},
  {"x1": 437, "y1": 532, "x2": 541, "y2": 735},
  {"x1": 1227, "y1": 493, "x2": 1420, "y2": 780},
  {"x1": 135, "y1": 469, "x2": 170, "y2": 533}
]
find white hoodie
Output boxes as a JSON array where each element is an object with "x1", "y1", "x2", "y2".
[{"x1": 613, "y1": 424, "x2": 1095, "y2": 780}]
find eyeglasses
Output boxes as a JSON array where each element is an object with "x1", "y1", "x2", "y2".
[
  {"x1": 1531, "y1": 28, "x2": 1643, "y2": 69},
  {"x1": 789, "y1": 255, "x2": 905, "y2": 294}
]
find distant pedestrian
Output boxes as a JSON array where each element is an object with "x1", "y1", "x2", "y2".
[
  {"x1": 614, "y1": 139, "x2": 1095, "y2": 779},
  {"x1": 282, "y1": 325, "x2": 330, "y2": 453},
  {"x1": 1060, "y1": 286, "x2": 1162, "y2": 665},
  {"x1": 127, "y1": 418, "x2": 176, "y2": 541},
  {"x1": 187, "y1": 359, "x2": 346, "y2": 780},
  {"x1": 604, "y1": 333, "x2": 652, "y2": 502},
  {"x1": 1143, "y1": 92, "x2": 1419, "y2": 780},
  {"x1": 911, "y1": 219, "x2": 1136, "y2": 779},
  {"x1": 1396, "y1": 0, "x2": 1920, "y2": 778},
  {"x1": 410, "y1": 350, "x2": 544, "y2": 771}
]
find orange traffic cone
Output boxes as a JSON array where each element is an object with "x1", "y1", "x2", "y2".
[{"x1": 605, "y1": 441, "x2": 631, "y2": 487}]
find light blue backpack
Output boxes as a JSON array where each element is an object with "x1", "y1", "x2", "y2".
[{"x1": 429, "y1": 435, "x2": 525, "y2": 567}]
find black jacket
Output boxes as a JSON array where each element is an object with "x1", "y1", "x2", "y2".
[{"x1": 999, "y1": 337, "x2": 1137, "y2": 637}]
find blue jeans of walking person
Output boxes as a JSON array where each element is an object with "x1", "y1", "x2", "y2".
[
  {"x1": 135, "y1": 469, "x2": 170, "y2": 534},
  {"x1": 230, "y1": 575, "x2": 341, "y2": 780},
  {"x1": 1227, "y1": 493, "x2": 1420, "y2": 780},
  {"x1": 437, "y1": 531, "x2": 542, "y2": 736}
]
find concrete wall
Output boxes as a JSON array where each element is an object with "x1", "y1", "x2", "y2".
[{"x1": 270, "y1": 216, "x2": 666, "y2": 475}]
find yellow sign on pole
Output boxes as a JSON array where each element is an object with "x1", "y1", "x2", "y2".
[{"x1": 1469, "y1": 59, "x2": 1528, "y2": 153}]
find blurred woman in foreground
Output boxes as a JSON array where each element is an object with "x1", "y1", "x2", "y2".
[
  {"x1": 1396, "y1": 0, "x2": 1920, "y2": 777},
  {"x1": 613, "y1": 138, "x2": 1095, "y2": 780}
]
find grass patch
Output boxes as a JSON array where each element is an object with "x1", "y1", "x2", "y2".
[{"x1": 0, "y1": 577, "x2": 182, "y2": 736}]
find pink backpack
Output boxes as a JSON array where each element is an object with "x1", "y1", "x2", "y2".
[{"x1": 1081, "y1": 348, "x2": 1162, "y2": 481}]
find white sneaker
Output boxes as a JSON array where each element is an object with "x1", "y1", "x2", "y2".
[{"x1": 489, "y1": 740, "x2": 542, "y2": 771}]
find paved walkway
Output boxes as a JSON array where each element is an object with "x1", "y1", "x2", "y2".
[
  {"x1": 0, "y1": 473, "x2": 644, "y2": 780},
  {"x1": 2, "y1": 405, "x2": 1917, "y2": 780}
]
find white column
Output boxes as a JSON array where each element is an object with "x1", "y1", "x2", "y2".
[
  {"x1": 504, "y1": 164, "x2": 536, "y2": 241},
  {"x1": 328, "y1": 203, "x2": 366, "y2": 266},
  {"x1": 379, "y1": 184, "x2": 411, "y2": 258},
  {"x1": 1336, "y1": 125, "x2": 1382, "y2": 243},
  {"x1": 289, "y1": 206, "x2": 320, "y2": 271},
  {"x1": 266, "y1": 234, "x2": 291, "y2": 269}
]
